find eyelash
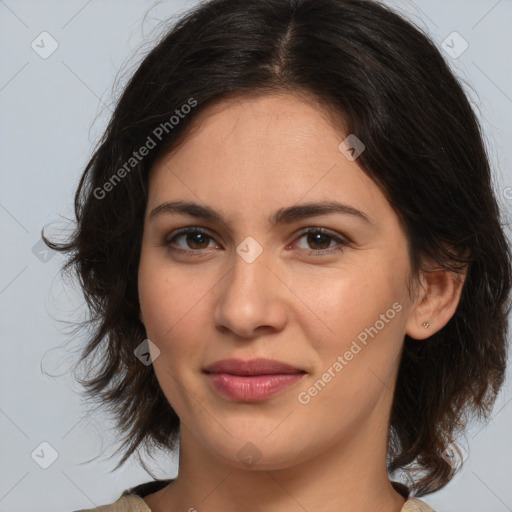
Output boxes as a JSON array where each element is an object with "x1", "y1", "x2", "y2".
[{"x1": 163, "y1": 227, "x2": 349, "y2": 257}]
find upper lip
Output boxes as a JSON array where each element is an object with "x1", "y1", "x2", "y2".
[{"x1": 204, "y1": 358, "x2": 305, "y2": 376}]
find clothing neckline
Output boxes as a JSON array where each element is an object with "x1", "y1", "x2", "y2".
[
  {"x1": 122, "y1": 478, "x2": 420, "y2": 511},
  {"x1": 124, "y1": 478, "x2": 411, "y2": 500},
  {"x1": 125, "y1": 493, "x2": 433, "y2": 512},
  {"x1": 122, "y1": 478, "x2": 174, "y2": 498}
]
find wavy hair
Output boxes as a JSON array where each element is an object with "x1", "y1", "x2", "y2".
[{"x1": 44, "y1": 0, "x2": 511, "y2": 496}]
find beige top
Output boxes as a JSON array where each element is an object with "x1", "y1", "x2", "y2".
[{"x1": 74, "y1": 494, "x2": 436, "y2": 511}]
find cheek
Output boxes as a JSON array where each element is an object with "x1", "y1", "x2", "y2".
[
  {"x1": 139, "y1": 267, "x2": 170, "y2": 335},
  {"x1": 298, "y1": 275, "x2": 405, "y2": 414},
  {"x1": 139, "y1": 248, "x2": 192, "y2": 328},
  {"x1": 298, "y1": 257, "x2": 408, "y2": 400},
  {"x1": 298, "y1": 261, "x2": 402, "y2": 344},
  {"x1": 138, "y1": 257, "x2": 214, "y2": 363}
]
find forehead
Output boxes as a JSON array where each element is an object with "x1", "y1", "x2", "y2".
[
  {"x1": 147, "y1": 93, "x2": 390, "y2": 226},
  {"x1": 167, "y1": 91, "x2": 346, "y2": 156},
  {"x1": 152, "y1": 91, "x2": 346, "y2": 173}
]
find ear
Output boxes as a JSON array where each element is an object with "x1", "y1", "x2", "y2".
[{"x1": 405, "y1": 263, "x2": 467, "y2": 340}]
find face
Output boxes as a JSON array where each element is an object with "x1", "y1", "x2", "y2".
[{"x1": 138, "y1": 92, "x2": 418, "y2": 470}]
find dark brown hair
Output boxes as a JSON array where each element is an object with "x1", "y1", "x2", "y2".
[{"x1": 44, "y1": 0, "x2": 511, "y2": 497}]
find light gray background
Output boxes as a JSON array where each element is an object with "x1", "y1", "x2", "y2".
[{"x1": 1, "y1": 1, "x2": 511, "y2": 511}]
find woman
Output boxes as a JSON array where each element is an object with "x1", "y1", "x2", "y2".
[{"x1": 46, "y1": 0, "x2": 511, "y2": 511}]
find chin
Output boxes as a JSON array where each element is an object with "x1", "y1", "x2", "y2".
[{"x1": 204, "y1": 434, "x2": 309, "y2": 471}]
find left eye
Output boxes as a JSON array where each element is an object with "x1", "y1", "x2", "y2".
[
  {"x1": 164, "y1": 227, "x2": 348, "y2": 256},
  {"x1": 293, "y1": 228, "x2": 347, "y2": 254}
]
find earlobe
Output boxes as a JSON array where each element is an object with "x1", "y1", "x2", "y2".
[{"x1": 405, "y1": 268, "x2": 466, "y2": 340}]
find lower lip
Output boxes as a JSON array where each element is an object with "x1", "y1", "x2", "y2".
[{"x1": 206, "y1": 372, "x2": 305, "y2": 401}]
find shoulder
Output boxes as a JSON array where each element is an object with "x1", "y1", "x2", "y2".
[
  {"x1": 71, "y1": 478, "x2": 172, "y2": 512},
  {"x1": 401, "y1": 498, "x2": 437, "y2": 512},
  {"x1": 72, "y1": 494, "x2": 151, "y2": 512}
]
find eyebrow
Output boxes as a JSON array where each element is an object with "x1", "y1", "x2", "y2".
[{"x1": 149, "y1": 200, "x2": 373, "y2": 227}]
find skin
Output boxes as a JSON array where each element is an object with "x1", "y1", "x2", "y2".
[{"x1": 137, "y1": 92, "x2": 465, "y2": 512}]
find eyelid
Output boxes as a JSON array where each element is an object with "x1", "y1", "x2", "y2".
[
  {"x1": 164, "y1": 225, "x2": 350, "y2": 242},
  {"x1": 163, "y1": 226, "x2": 217, "y2": 244},
  {"x1": 296, "y1": 226, "x2": 350, "y2": 243},
  {"x1": 163, "y1": 225, "x2": 350, "y2": 256}
]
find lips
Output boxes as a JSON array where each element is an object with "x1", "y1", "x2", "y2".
[
  {"x1": 204, "y1": 358, "x2": 306, "y2": 402},
  {"x1": 203, "y1": 358, "x2": 304, "y2": 376}
]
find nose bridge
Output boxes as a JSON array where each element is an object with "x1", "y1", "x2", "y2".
[{"x1": 213, "y1": 239, "x2": 287, "y2": 336}]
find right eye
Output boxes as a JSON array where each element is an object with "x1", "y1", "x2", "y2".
[{"x1": 164, "y1": 227, "x2": 220, "y2": 254}]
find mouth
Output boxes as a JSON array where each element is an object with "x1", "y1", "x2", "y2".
[
  {"x1": 203, "y1": 358, "x2": 306, "y2": 402},
  {"x1": 203, "y1": 357, "x2": 304, "y2": 376}
]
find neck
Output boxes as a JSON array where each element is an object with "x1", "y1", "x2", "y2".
[{"x1": 144, "y1": 404, "x2": 407, "y2": 512}]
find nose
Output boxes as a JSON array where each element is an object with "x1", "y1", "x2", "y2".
[{"x1": 213, "y1": 247, "x2": 288, "y2": 339}]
